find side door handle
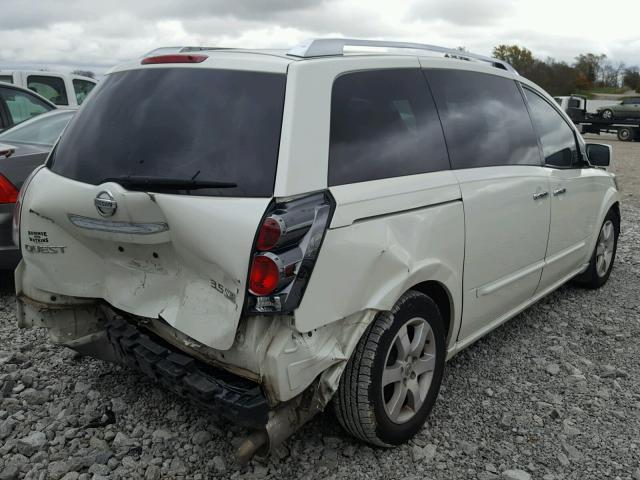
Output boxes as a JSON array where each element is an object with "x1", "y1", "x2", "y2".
[
  {"x1": 533, "y1": 191, "x2": 549, "y2": 200},
  {"x1": 553, "y1": 187, "x2": 567, "y2": 196}
]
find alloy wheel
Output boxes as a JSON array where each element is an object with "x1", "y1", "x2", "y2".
[
  {"x1": 382, "y1": 317, "x2": 436, "y2": 424},
  {"x1": 596, "y1": 220, "x2": 615, "y2": 277}
]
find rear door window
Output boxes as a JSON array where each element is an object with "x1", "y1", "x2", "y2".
[
  {"x1": 0, "y1": 86, "x2": 53, "y2": 125},
  {"x1": 50, "y1": 68, "x2": 286, "y2": 197},
  {"x1": 27, "y1": 75, "x2": 69, "y2": 106},
  {"x1": 425, "y1": 69, "x2": 540, "y2": 169},
  {"x1": 72, "y1": 79, "x2": 96, "y2": 104},
  {"x1": 329, "y1": 69, "x2": 450, "y2": 186},
  {"x1": 523, "y1": 87, "x2": 579, "y2": 168}
]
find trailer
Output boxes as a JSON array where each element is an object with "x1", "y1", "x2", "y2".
[{"x1": 555, "y1": 94, "x2": 640, "y2": 142}]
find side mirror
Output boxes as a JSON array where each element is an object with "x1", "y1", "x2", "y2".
[{"x1": 586, "y1": 143, "x2": 611, "y2": 167}]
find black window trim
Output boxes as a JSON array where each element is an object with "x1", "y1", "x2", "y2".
[{"x1": 520, "y1": 83, "x2": 584, "y2": 170}]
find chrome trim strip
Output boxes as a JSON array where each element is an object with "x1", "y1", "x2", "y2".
[{"x1": 67, "y1": 214, "x2": 169, "y2": 235}]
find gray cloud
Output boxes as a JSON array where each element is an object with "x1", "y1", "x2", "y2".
[{"x1": 409, "y1": 0, "x2": 516, "y2": 26}]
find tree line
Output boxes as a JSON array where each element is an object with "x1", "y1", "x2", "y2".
[{"x1": 491, "y1": 45, "x2": 640, "y2": 96}]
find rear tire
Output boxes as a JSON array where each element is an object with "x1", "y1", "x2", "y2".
[
  {"x1": 573, "y1": 209, "x2": 619, "y2": 289},
  {"x1": 333, "y1": 290, "x2": 446, "y2": 447},
  {"x1": 618, "y1": 127, "x2": 633, "y2": 142}
]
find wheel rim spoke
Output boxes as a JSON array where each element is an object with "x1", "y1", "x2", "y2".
[
  {"x1": 409, "y1": 322, "x2": 429, "y2": 357},
  {"x1": 382, "y1": 364, "x2": 403, "y2": 387},
  {"x1": 405, "y1": 380, "x2": 422, "y2": 412},
  {"x1": 413, "y1": 354, "x2": 436, "y2": 376},
  {"x1": 394, "y1": 325, "x2": 411, "y2": 361},
  {"x1": 386, "y1": 383, "x2": 408, "y2": 421}
]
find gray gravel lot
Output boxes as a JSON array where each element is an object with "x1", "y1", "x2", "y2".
[{"x1": 0, "y1": 140, "x2": 638, "y2": 480}]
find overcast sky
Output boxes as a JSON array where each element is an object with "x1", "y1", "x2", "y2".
[{"x1": 1, "y1": 0, "x2": 639, "y2": 75}]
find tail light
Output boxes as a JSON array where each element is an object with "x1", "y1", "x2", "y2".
[
  {"x1": 0, "y1": 175, "x2": 18, "y2": 204},
  {"x1": 246, "y1": 191, "x2": 334, "y2": 313}
]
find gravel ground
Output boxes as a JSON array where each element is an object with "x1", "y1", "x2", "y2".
[{"x1": 0, "y1": 145, "x2": 639, "y2": 480}]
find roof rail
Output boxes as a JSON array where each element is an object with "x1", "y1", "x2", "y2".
[{"x1": 287, "y1": 38, "x2": 517, "y2": 74}]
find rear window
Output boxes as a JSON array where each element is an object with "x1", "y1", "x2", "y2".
[{"x1": 50, "y1": 68, "x2": 286, "y2": 197}]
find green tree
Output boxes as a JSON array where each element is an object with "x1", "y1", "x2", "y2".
[
  {"x1": 623, "y1": 67, "x2": 640, "y2": 91},
  {"x1": 574, "y1": 53, "x2": 606, "y2": 84},
  {"x1": 492, "y1": 45, "x2": 535, "y2": 75}
]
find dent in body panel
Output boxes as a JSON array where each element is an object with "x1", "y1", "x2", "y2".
[{"x1": 295, "y1": 201, "x2": 464, "y2": 346}]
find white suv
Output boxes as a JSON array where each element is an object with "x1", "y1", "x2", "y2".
[{"x1": 14, "y1": 39, "x2": 620, "y2": 460}]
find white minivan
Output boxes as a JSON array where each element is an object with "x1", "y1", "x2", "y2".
[
  {"x1": 0, "y1": 70, "x2": 97, "y2": 108},
  {"x1": 14, "y1": 39, "x2": 620, "y2": 461}
]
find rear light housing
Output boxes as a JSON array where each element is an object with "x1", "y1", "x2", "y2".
[
  {"x1": 141, "y1": 54, "x2": 208, "y2": 65},
  {"x1": 246, "y1": 191, "x2": 334, "y2": 314}
]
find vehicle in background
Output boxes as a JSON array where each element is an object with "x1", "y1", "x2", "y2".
[
  {"x1": 0, "y1": 70, "x2": 97, "y2": 108},
  {"x1": 0, "y1": 109, "x2": 75, "y2": 268},
  {"x1": 597, "y1": 97, "x2": 640, "y2": 120},
  {"x1": 555, "y1": 94, "x2": 640, "y2": 142},
  {"x1": 0, "y1": 82, "x2": 56, "y2": 132}
]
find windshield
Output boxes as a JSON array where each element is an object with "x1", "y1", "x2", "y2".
[
  {"x1": 49, "y1": 68, "x2": 286, "y2": 197},
  {"x1": 0, "y1": 110, "x2": 74, "y2": 146}
]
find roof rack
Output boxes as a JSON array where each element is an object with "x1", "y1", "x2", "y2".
[
  {"x1": 287, "y1": 38, "x2": 517, "y2": 74},
  {"x1": 142, "y1": 46, "x2": 232, "y2": 57}
]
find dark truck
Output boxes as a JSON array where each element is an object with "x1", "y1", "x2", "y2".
[{"x1": 555, "y1": 94, "x2": 640, "y2": 141}]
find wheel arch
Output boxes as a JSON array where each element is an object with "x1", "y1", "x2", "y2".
[{"x1": 410, "y1": 280, "x2": 455, "y2": 346}]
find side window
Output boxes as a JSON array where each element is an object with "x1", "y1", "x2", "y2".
[
  {"x1": 567, "y1": 98, "x2": 581, "y2": 108},
  {"x1": 329, "y1": 69, "x2": 450, "y2": 186},
  {"x1": 425, "y1": 69, "x2": 540, "y2": 169},
  {"x1": 27, "y1": 75, "x2": 68, "y2": 106},
  {"x1": 524, "y1": 88, "x2": 579, "y2": 168},
  {"x1": 73, "y1": 79, "x2": 96, "y2": 105},
  {"x1": 0, "y1": 87, "x2": 53, "y2": 125},
  {"x1": 0, "y1": 75, "x2": 13, "y2": 84}
]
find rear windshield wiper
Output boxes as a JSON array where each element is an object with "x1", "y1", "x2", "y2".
[{"x1": 100, "y1": 175, "x2": 237, "y2": 190}]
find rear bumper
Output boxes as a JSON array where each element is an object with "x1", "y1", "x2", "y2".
[
  {"x1": 16, "y1": 294, "x2": 269, "y2": 428},
  {"x1": 105, "y1": 315, "x2": 269, "y2": 428}
]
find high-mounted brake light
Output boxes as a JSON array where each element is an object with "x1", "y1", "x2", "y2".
[
  {"x1": 0, "y1": 175, "x2": 18, "y2": 204},
  {"x1": 141, "y1": 54, "x2": 208, "y2": 65},
  {"x1": 245, "y1": 192, "x2": 335, "y2": 314}
]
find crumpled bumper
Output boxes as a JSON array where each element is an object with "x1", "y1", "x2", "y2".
[{"x1": 16, "y1": 293, "x2": 270, "y2": 428}]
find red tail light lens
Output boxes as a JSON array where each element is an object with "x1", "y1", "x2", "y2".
[
  {"x1": 141, "y1": 54, "x2": 208, "y2": 65},
  {"x1": 249, "y1": 255, "x2": 280, "y2": 296},
  {"x1": 256, "y1": 217, "x2": 281, "y2": 251},
  {"x1": 0, "y1": 175, "x2": 18, "y2": 204}
]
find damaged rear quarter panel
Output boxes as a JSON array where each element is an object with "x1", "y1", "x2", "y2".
[{"x1": 295, "y1": 172, "x2": 464, "y2": 347}]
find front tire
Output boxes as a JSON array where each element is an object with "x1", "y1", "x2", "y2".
[
  {"x1": 601, "y1": 109, "x2": 614, "y2": 120},
  {"x1": 333, "y1": 291, "x2": 446, "y2": 446},
  {"x1": 574, "y1": 209, "x2": 619, "y2": 289}
]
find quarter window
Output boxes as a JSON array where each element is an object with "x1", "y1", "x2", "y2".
[
  {"x1": 27, "y1": 75, "x2": 68, "y2": 106},
  {"x1": 72, "y1": 79, "x2": 96, "y2": 105},
  {"x1": 425, "y1": 69, "x2": 540, "y2": 169},
  {"x1": 0, "y1": 87, "x2": 53, "y2": 125},
  {"x1": 329, "y1": 69, "x2": 450, "y2": 186},
  {"x1": 524, "y1": 88, "x2": 579, "y2": 168}
]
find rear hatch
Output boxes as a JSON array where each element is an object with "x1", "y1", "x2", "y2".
[{"x1": 18, "y1": 65, "x2": 287, "y2": 350}]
